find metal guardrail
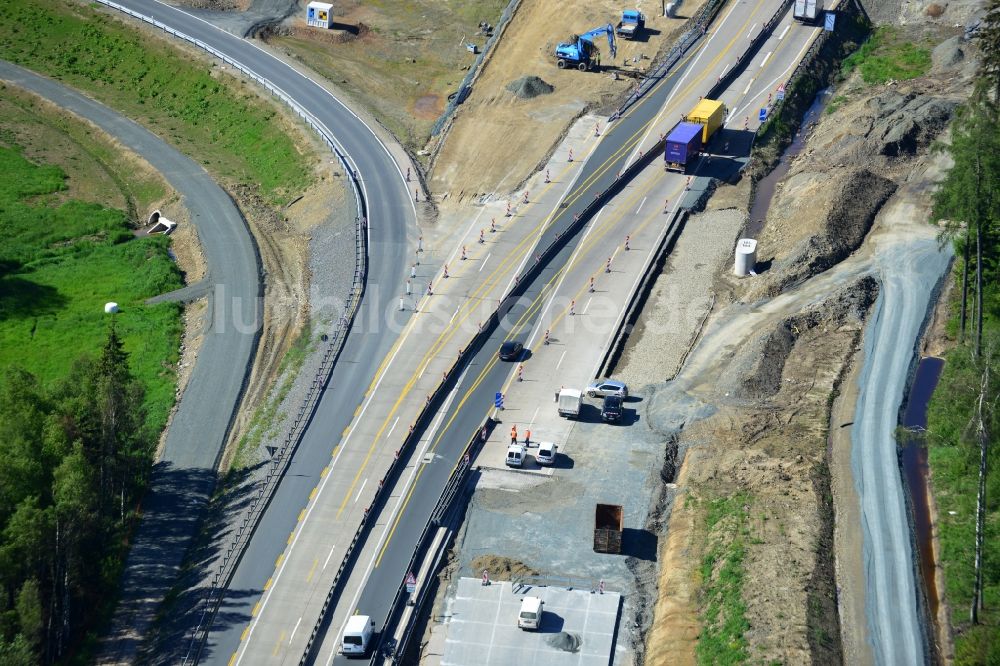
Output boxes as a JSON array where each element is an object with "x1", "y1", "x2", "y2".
[
  {"x1": 357, "y1": 3, "x2": 854, "y2": 661},
  {"x1": 372, "y1": 419, "x2": 495, "y2": 664},
  {"x1": 430, "y1": 0, "x2": 522, "y2": 136},
  {"x1": 87, "y1": 2, "x2": 371, "y2": 663},
  {"x1": 755, "y1": 0, "x2": 843, "y2": 139},
  {"x1": 303, "y1": 1, "x2": 845, "y2": 660}
]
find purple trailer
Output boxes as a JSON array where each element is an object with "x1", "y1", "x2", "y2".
[{"x1": 664, "y1": 121, "x2": 704, "y2": 173}]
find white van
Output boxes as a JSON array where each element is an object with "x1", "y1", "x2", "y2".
[
  {"x1": 341, "y1": 614, "x2": 374, "y2": 657},
  {"x1": 557, "y1": 388, "x2": 582, "y2": 418},
  {"x1": 506, "y1": 444, "x2": 526, "y2": 467},
  {"x1": 518, "y1": 596, "x2": 543, "y2": 630}
]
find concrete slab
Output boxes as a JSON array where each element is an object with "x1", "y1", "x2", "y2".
[{"x1": 442, "y1": 578, "x2": 622, "y2": 666}]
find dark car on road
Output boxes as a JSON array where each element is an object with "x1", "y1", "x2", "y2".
[
  {"x1": 601, "y1": 395, "x2": 623, "y2": 423},
  {"x1": 498, "y1": 340, "x2": 524, "y2": 361}
]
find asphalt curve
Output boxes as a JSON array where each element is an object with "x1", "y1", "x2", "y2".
[
  {"x1": 0, "y1": 60, "x2": 262, "y2": 661},
  {"x1": 88, "y1": 0, "x2": 416, "y2": 660}
]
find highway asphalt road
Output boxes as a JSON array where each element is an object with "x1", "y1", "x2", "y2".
[
  {"x1": 852, "y1": 235, "x2": 951, "y2": 666},
  {"x1": 0, "y1": 60, "x2": 264, "y2": 662},
  {"x1": 309, "y1": 3, "x2": 795, "y2": 661},
  {"x1": 93, "y1": 0, "x2": 417, "y2": 660}
]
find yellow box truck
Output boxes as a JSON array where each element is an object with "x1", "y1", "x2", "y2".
[{"x1": 685, "y1": 99, "x2": 727, "y2": 144}]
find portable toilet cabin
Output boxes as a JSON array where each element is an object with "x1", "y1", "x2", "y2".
[{"x1": 306, "y1": 1, "x2": 333, "y2": 28}]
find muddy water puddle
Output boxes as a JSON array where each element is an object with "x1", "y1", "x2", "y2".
[
  {"x1": 747, "y1": 88, "x2": 833, "y2": 238},
  {"x1": 901, "y1": 355, "x2": 945, "y2": 626}
]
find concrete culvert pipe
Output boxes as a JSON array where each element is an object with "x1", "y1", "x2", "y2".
[{"x1": 146, "y1": 209, "x2": 177, "y2": 235}]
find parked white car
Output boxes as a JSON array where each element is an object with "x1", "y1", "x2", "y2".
[
  {"x1": 586, "y1": 379, "x2": 628, "y2": 398},
  {"x1": 535, "y1": 442, "x2": 557, "y2": 465}
]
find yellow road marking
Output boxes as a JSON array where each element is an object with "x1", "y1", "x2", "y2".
[
  {"x1": 306, "y1": 557, "x2": 319, "y2": 582},
  {"x1": 273, "y1": 630, "x2": 287, "y2": 656},
  {"x1": 252, "y1": 601, "x2": 261, "y2": 617},
  {"x1": 336, "y1": 11, "x2": 766, "y2": 525},
  {"x1": 264, "y1": 576, "x2": 272, "y2": 591}
]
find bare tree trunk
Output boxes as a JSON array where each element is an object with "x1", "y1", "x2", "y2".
[
  {"x1": 970, "y1": 358, "x2": 990, "y2": 623},
  {"x1": 961, "y1": 229, "x2": 970, "y2": 342},
  {"x1": 975, "y1": 156, "x2": 984, "y2": 358},
  {"x1": 976, "y1": 218, "x2": 984, "y2": 358}
]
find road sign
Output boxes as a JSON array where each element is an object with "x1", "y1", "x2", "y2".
[
  {"x1": 824, "y1": 12, "x2": 836, "y2": 31},
  {"x1": 405, "y1": 572, "x2": 416, "y2": 595},
  {"x1": 758, "y1": 107, "x2": 768, "y2": 122},
  {"x1": 494, "y1": 392, "x2": 504, "y2": 409},
  {"x1": 776, "y1": 83, "x2": 786, "y2": 101}
]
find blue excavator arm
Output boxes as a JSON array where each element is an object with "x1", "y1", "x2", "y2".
[{"x1": 581, "y1": 24, "x2": 617, "y2": 60}]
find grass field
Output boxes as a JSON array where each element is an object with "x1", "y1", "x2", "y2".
[
  {"x1": 0, "y1": 0, "x2": 313, "y2": 205},
  {"x1": 841, "y1": 26, "x2": 932, "y2": 85},
  {"x1": 694, "y1": 493, "x2": 751, "y2": 665},
  {"x1": 268, "y1": 0, "x2": 507, "y2": 152},
  {"x1": 927, "y1": 330, "x2": 1000, "y2": 664},
  {"x1": 0, "y1": 88, "x2": 183, "y2": 432}
]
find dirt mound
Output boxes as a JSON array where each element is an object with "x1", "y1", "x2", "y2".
[
  {"x1": 751, "y1": 168, "x2": 896, "y2": 298},
  {"x1": 469, "y1": 555, "x2": 538, "y2": 580},
  {"x1": 864, "y1": 91, "x2": 958, "y2": 157},
  {"x1": 547, "y1": 632, "x2": 582, "y2": 652},
  {"x1": 505, "y1": 75, "x2": 554, "y2": 99},
  {"x1": 723, "y1": 276, "x2": 879, "y2": 400}
]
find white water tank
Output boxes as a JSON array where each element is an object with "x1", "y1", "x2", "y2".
[
  {"x1": 105, "y1": 302, "x2": 119, "y2": 314},
  {"x1": 734, "y1": 238, "x2": 757, "y2": 276}
]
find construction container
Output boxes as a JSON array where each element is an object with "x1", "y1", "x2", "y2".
[
  {"x1": 664, "y1": 121, "x2": 704, "y2": 173},
  {"x1": 594, "y1": 503, "x2": 623, "y2": 554},
  {"x1": 685, "y1": 98, "x2": 727, "y2": 144}
]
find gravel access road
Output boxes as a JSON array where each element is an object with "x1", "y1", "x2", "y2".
[
  {"x1": 852, "y1": 230, "x2": 951, "y2": 666},
  {"x1": 0, "y1": 61, "x2": 263, "y2": 663}
]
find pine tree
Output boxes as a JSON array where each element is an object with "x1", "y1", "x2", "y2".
[{"x1": 977, "y1": 0, "x2": 1000, "y2": 103}]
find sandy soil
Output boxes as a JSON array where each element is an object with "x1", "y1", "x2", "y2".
[
  {"x1": 428, "y1": 0, "x2": 706, "y2": 203},
  {"x1": 644, "y1": 471, "x2": 699, "y2": 666},
  {"x1": 828, "y1": 340, "x2": 872, "y2": 666}
]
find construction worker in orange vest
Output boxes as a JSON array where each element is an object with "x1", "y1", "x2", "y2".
[
  {"x1": 525, "y1": 429, "x2": 531, "y2": 445},
  {"x1": 510, "y1": 425, "x2": 518, "y2": 444}
]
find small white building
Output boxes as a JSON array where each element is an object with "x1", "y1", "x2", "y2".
[{"x1": 306, "y1": 1, "x2": 334, "y2": 29}]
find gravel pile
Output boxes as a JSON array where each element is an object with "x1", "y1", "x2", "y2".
[
  {"x1": 547, "y1": 632, "x2": 582, "y2": 652},
  {"x1": 617, "y1": 208, "x2": 746, "y2": 390},
  {"x1": 506, "y1": 75, "x2": 554, "y2": 99}
]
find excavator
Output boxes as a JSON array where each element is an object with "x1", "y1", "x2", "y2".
[{"x1": 554, "y1": 23, "x2": 617, "y2": 71}]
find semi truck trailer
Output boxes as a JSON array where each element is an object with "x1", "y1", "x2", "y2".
[{"x1": 664, "y1": 99, "x2": 727, "y2": 172}]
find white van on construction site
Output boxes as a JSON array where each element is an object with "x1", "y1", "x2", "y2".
[
  {"x1": 341, "y1": 614, "x2": 374, "y2": 657},
  {"x1": 518, "y1": 596, "x2": 543, "y2": 630},
  {"x1": 557, "y1": 387, "x2": 582, "y2": 418},
  {"x1": 506, "y1": 444, "x2": 526, "y2": 467}
]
